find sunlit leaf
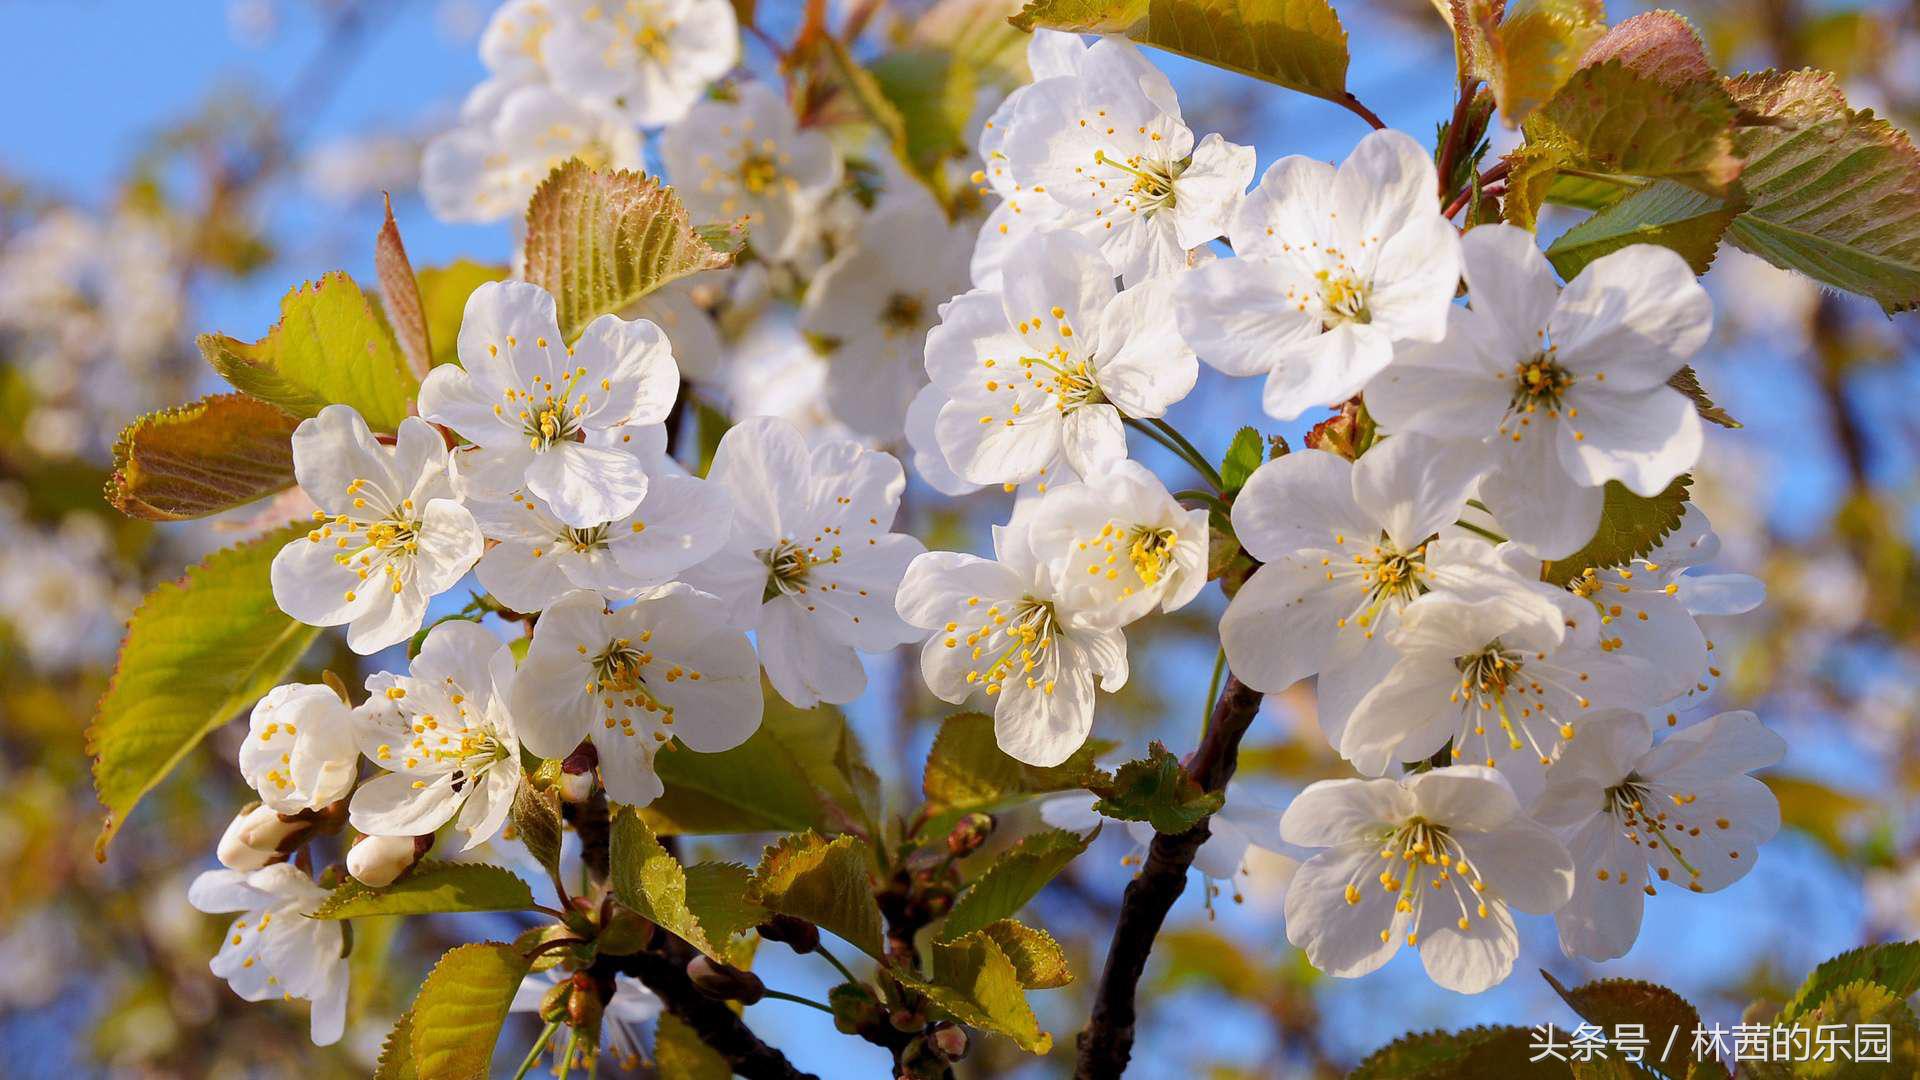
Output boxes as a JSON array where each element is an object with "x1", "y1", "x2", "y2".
[
  {"x1": 644, "y1": 698, "x2": 876, "y2": 835},
  {"x1": 311, "y1": 861, "x2": 536, "y2": 920},
  {"x1": 406, "y1": 942, "x2": 530, "y2": 1080},
  {"x1": 1545, "y1": 180, "x2": 1741, "y2": 279},
  {"x1": 1089, "y1": 742, "x2": 1224, "y2": 835},
  {"x1": 509, "y1": 781, "x2": 563, "y2": 882},
  {"x1": 1219, "y1": 426, "x2": 1265, "y2": 495},
  {"x1": 1665, "y1": 366, "x2": 1742, "y2": 430},
  {"x1": 610, "y1": 808, "x2": 760, "y2": 960},
  {"x1": 748, "y1": 830, "x2": 886, "y2": 961},
  {"x1": 1780, "y1": 942, "x2": 1920, "y2": 1023},
  {"x1": 415, "y1": 260, "x2": 507, "y2": 369},
  {"x1": 920, "y1": 712, "x2": 1104, "y2": 833},
  {"x1": 1541, "y1": 971, "x2": 1708, "y2": 1079},
  {"x1": 977, "y1": 919, "x2": 1074, "y2": 989},
  {"x1": 905, "y1": 931, "x2": 1053, "y2": 1052},
  {"x1": 940, "y1": 827, "x2": 1094, "y2": 942},
  {"x1": 375, "y1": 195, "x2": 430, "y2": 379},
  {"x1": 106, "y1": 394, "x2": 299, "y2": 521},
  {"x1": 374, "y1": 1009, "x2": 417, "y2": 1080},
  {"x1": 1539, "y1": 475, "x2": 1691, "y2": 587}
]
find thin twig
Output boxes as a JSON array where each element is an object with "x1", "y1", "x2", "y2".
[
  {"x1": 606, "y1": 939, "x2": 818, "y2": 1080},
  {"x1": 1338, "y1": 92, "x2": 1388, "y2": 131}
]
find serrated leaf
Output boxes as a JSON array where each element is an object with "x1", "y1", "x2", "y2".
[
  {"x1": 1542, "y1": 971, "x2": 1712, "y2": 1079},
  {"x1": 1220, "y1": 426, "x2": 1265, "y2": 494},
  {"x1": 1540, "y1": 476, "x2": 1691, "y2": 587},
  {"x1": 610, "y1": 808, "x2": 752, "y2": 960},
  {"x1": 376, "y1": 196, "x2": 430, "y2": 379},
  {"x1": 940, "y1": 827, "x2": 1094, "y2": 942},
  {"x1": 1458, "y1": 0, "x2": 1608, "y2": 127},
  {"x1": 906, "y1": 932, "x2": 1052, "y2": 1053},
  {"x1": 1723, "y1": 70, "x2": 1920, "y2": 314},
  {"x1": 406, "y1": 942, "x2": 530, "y2": 1080},
  {"x1": 89, "y1": 523, "x2": 321, "y2": 858},
  {"x1": 1545, "y1": 180, "x2": 1741, "y2": 279},
  {"x1": 374, "y1": 1009, "x2": 417, "y2": 1080},
  {"x1": 106, "y1": 394, "x2": 299, "y2": 521},
  {"x1": 1575, "y1": 10, "x2": 1713, "y2": 87},
  {"x1": 197, "y1": 271, "x2": 416, "y2": 432},
  {"x1": 522, "y1": 161, "x2": 738, "y2": 342},
  {"x1": 685, "y1": 861, "x2": 763, "y2": 946},
  {"x1": 1526, "y1": 61, "x2": 1743, "y2": 195},
  {"x1": 748, "y1": 831, "x2": 886, "y2": 961},
  {"x1": 1780, "y1": 942, "x2": 1920, "y2": 1023},
  {"x1": 1798, "y1": 979, "x2": 1920, "y2": 1078},
  {"x1": 509, "y1": 781, "x2": 562, "y2": 881},
  {"x1": 1089, "y1": 742, "x2": 1224, "y2": 834},
  {"x1": 1665, "y1": 366, "x2": 1741, "y2": 429},
  {"x1": 1351, "y1": 1024, "x2": 1574, "y2": 1078},
  {"x1": 654, "y1": 1012, "x2": 733, "y2": 1079},
  {"x1": 415, "y1": 260, "x2": 507, "y2": 369},
  {"x1": 644, "y1": 698, "x2": 876, "y2": 835},
  {"x1": 920, "y1": 712, "x2": 1104, "y2": 831},
  {"x1": 1014, "y1": 0, "x2": 1350, "y2": 107},
  {"x1": 312, "y1": 860, "x2": 536, "y2": 920},
  {"x1": 977, "y1": 919, "x2": 1073, "y2": 989}
]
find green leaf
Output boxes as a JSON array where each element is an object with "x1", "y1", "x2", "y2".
[
  {"x1": 373, "y1": 1009, "x2": 417, "y2": 1080},
  {"x1": 644, "y1": 698, "x2": 877, "y2": 835},
  {"x1": 1665, "y1": 366, "x2": 1742, "y2": 429},
  {"x1": 654, "y1": 1012, "x2": 734, "y2": 1079},
  {"x1": 870, "y1": 48, "x2": 979, "y2": 195},
  {"x1": 748, "y1": 831, "x2": 886, "y2": 961},
  {"x1": 1014, "y1": 0, "x2": 1351, "y2": 108},
  {"x1": 415, "y1": 260, "x2": 507, "y2": 369},
  {"x1": 1219, "y1": 426, "x2": 1265, "y2": 495},
  {"x1": 1527, "y1": 61, "x2": 1743, "y2": 194},
  {"x1": 1545, "y1": 180, "x2": 1742, "y2": 279},
  {"x1": 312, "y1": 860, "x2": 536, "y2": 920},
  {"x1": 1797, "y1": 979, "x2": 1920, "y2": 1078},
  {"x1": 106, "y1": 394, "x2": 299, "y2": 521},
  {"x1": 1539, "y1": 475, "x2": 1691, "y2": 587},
  {"x1": 406, "y1": 942, "x2": 531, "y2": 1080},
  {"x1": 1351, "y1": 1024, "x2": 1574, "y2": 1079},
  {"x1": 509, "y1": 781, "x2": 563, "y2": 881},
  {"x1": 610, "y1": 808, "x2": 757, "y2": 960},
  {"x1": 88, "y1": 524, "x2": 322, "y2": 857},
  {"x1": 907, "y1": 932, "x2": 1053, "y2": 1053},
  {"x1": 685, "y1": 861, "x2": 763, "y2": 947},
  {"x1": 1780, "y1": 942, "x2": 1920, "y2": 1023},
  {"x1": 522, "y1": 161, "x2": 740, "y2": 342},
  {"x1": 940, "y1": 827, "x2": 1094, "y2": 942},
  {"x1": 920, "y1": 712, "x2": 1104, "y2": 832},
  {"x1": 1541, "y1": 971, "x2": 1711, "y2": 1080},
  {"x1": 1088, "y1": 741, "x2": 1224, "y2": 835},
  {"x1": 1451, "y1": 0, "x2": 1608, "y2": 127},
  {"x1": 977, "y1": 919, "x2": 1074, "y2": 989},
  {"x1": 197, "y1": 272, "x2": 417, "y2": 432},
  {"x1": 1765, "y1": 774, "x2": 1871, "y2": 862},
  {"x1": 1723, "y1": 69, "x2": 1920, "y2": 313}
]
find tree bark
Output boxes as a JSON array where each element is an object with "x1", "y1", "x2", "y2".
[{"x1": 606, "y1": 937, "x2": 818, "y2": 1080}]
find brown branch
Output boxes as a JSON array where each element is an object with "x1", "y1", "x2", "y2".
[
  {"x1": 1073, "y1": 674, "x2": 1265, "y2": 1079},
  {"x1": 605, "y1": 937, "x2": 818, "y2": 1080}
]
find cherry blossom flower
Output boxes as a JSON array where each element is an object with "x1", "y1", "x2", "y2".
[
  {"x1": 905, "y1": 383, "x2": 982, "y2": 497},
  {"x1": 680, "y1": 418, "x2": 924, "y2": 708},
  {"x1": 469, "y1": 424, "x2": 731, "y2": 612},
  {"x1": 896, "y1": 505, "x2": 1127, "y2": 766},
  {"x1": 992, "y1": 38, "x2": 1255, "y2": 284},
  {"x1": 349, "y1": 620, "x2": 522, "y2": 849},
  {"x1": 239, "y1": 684, "x2": 357, "y2": 815},
  {"x1": 419, "y1": 280, "x2": 679, "y2": 527},
  {"x1": 1366, "y1": 225, "x2": 1712, "y2": 558},
  {"x1": 799, "y1": 192, "x2": 973, "y2": 440},
  {"x1": 1041, "y1": 784, "x2": 1302, "y2": 896},
  {"x1": 927, "y1": 230, "x2": 1197, "y2": 488},
  {"x1": 478, "y1": 0, "x2": 553, "y2": 82},
  {"x1": 1344, "y1": 589, "x2": 1645, "y2": 801},
  {"x1": 188, "y1": 864, "x2": 349, "y2": 1044},
  {"x1": 1531, "y1": 710, "x2": 1783, "y2": 960},
  {"x1": 422, "y1": 80, "x2": 642, "y2": 225},
  {"x1": 661, "y1": 82, "x2": 842, "y2": 262},
  {"x1": 1024, "y1": 460, "x2": 1209, "y2": 630},
  {"x1": 1220, "y1": 436, "x2": 1559, "y2": 750},
  {"x1": 1281, "y1": 766, "x2": 1573, "y2": 993},
  {"x1": 270, "y1": 406, "x2": 484, "y2": 655},
  {"x1": 1175, "y1": 129, "x2": 1461, "y2": 420},
  {"x1": 512, "y1": 969, "x2": 663, "y2": 1070},
  {"x1": 543, "y1": 0, "x2": 739, "y2": 128},
  {"x1": 510, "y1": 587, "x2": 762, "y2": 805},
  {"x1": 971, "y1": 29, "x2": 1091, "y2": 288}
]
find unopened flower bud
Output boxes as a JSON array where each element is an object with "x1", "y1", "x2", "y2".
[
  {"x1": 217, "y1": 804, "x2": 300, "y2": 870},
  {"x1": 928, "y1": 1022, "x2": 969, "y2": 1061},
  {"x1": 347, "y1": 833, "x2": 425, "y2": 888},
  {"x1": 945, "y1": 812, "x2": 994, "y2": 858},
  {"x1": 687, "y1": 955, "x2": 765, "y2": 1004},
  {"x1": 539, "y1": 980, "x2": 573, "y2": 1024},
  {"x1": 757, "y1": 914, "x2": 819, "y2": 954},
  {"x1": 567, "y1": 972, "x2": 606, "y2": 1029},
  {"x1": 559, "y1": 741, "x2": 598, "y2": 803}
]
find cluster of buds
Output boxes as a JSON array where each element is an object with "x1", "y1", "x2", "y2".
[{"x1": 216, "y1": 800, "x2": 347, "y2": 870}]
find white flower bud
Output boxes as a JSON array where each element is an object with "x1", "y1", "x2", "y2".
[
  {"x1": 217, "y1": 804, "x2": 300, "y2": 870},
  {"x1": 347, "y1": 834, "x2": 423, "y2": 888},
  {"x1": 558, "y1": 767, "x2": 595, "y2": 805}
]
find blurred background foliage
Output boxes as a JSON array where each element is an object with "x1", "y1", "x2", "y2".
[{"x1": 0, "y1": 0, "x2": 1915, "y2": 1076}]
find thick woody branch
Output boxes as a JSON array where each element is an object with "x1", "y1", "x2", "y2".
[
  {"x1": 1073, "y1": 674, "x2": 1265, "y2": 1080},
  {"x1": 605, "y1": 937, "x2": 818, "y2": 1080}
]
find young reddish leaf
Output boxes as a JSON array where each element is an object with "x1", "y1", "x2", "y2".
[
  {"x1": 1576, "y1": 10, "x2": 1715, "y2": 88},
  {"x1": 376, "y1": 194, "x2": 431, "y2": 380},
  {"x1": 107, "y1": 394, "x2": 300, "y2": 521}
]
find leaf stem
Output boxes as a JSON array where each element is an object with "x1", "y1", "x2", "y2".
[
  {"x1": 1201, "y1": 647, "x2": 1227, "y2": 736},
  {"x1": 760, "y1": 989, "x2": 836, "y2": 1015},
  {"x1": 1338, "y1": 91, "x2": 1388, "y2": 131},
  {"x1": 814, "y1": 942, "x2": 861, "y2": 986},
  {"x1": 1123, "y1": 416, "x2": 1207, "y2": 483},
  {"x1": 1172, "y1": 488, "x2": 1232, "y2": 516},
  {"x1": 511, "y1": 1018, "x2": 562, "y2": 1080}
]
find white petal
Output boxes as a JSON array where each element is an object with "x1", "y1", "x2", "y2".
[
  {"x1": 757, "y1": 595, "x2": 868, "y2": 708},
  {"x1": 1551, "y1": 244, "x2": 1712, "y2": 389},
  {"x1": 1351, "y1": 433, "x2": 1485, "y2": 550},
  {"x1": 525, "y1": 442, "x2": 649, "y2": 527}
]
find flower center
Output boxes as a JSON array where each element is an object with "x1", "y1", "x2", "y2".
[
  {"x1": 1092, "y1": 148, "x2": 1182, "y2": 215},
  {"x1": 1340, "y1": 817, "x2": 1490, "y2": 944},
  {"x1": 1498, "y1": 350, "x2": 1592, "y2": 444},
  {"x1": 1448, "y1": 638, "x2": 1593, "y2": 768},
  {"x1": 1325, "y1": 535, "x2": 1431, "y2": 639},
  {"x1": 944, "y1": 595, "x2": 1063, "y2": 699},
  {"x1": 1603, "y1": 775, "x2": 1714, "y2": 890},
  {"x1": 584, "y1": 634, "x2": 696, "y2": 743},
  {"x1": 1127, "y1": 526, "x2": 1177, "y2": 586},
  {"x1": 881, "y1": 292, "x2": 925, "y2": 335},
  {"x1": 1315, "y1": 269, "x2": 1371, "y2": 327},
  {"x1": 758, "y1": 537, "x2": 843, "y2": 602},
  {"x1": 309, "y1": 481, "x2": 424, "y2": 601},
  {"x1": 737, "y1": 151, "x2": 781, "y2": 195}
]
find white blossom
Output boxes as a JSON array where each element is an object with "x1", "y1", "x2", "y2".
[
  {"x1": 1281, "y1": 766, "x2": 1573, "y2": 993},
  {"x1": 926, "y1": 230, "x2": 1197, "y2": 488},
  {"x1": 661, "y1": 82, "x2": 842, "y2": 262},
  {"x1": 239, "y1": 684, "x2": 358, "y2": 815},
  {"x1": 1531, "y1": 710, "x2": 1783, "y2": 960},
  {"x1": 420, "y1": 280, "x2": 680, "y2": 526},
  {"x1": 1041, "y1": 784, "x2": 1301, "y2": 891},
  {"x1": 1023, "y1": 460, "x2": 1209, "y2": 630},
  {"x1": 188, "y1": 864, "x2": 349, "y2": 1045},
  {"x1": 971, "y1": 29, "x2": 1091, "y2": 288},
  {"x1": 510, "y1": 587, "x2": 762, "y2": 805},
  {"x1": 681, "y1": 417, "x2": 925, "y2": 708},
  {"x1": 270, "y1": 406, "x2": 484, "y2": 655},
  {"x1": 478, "y1": 0, "x2": 553, "y2": 82},
  {"x1": 1366, "y1": 225, "x2": 1712, "y2": 558},
  {"x1": 544, "y1": 0, "x2": 739, "y2": 128},
  {"x1": 349, "y1": 620, "x2": 522, "y2": 849},
  {"x1": 422, "y1": 79, "x2": 642, "y2": 225},
  {"x1": 1175, "y1": 129, "x2": 1461, "y2": 420}
]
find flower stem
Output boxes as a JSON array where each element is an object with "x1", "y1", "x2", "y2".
[
  {"x1": 814, "y1": 942, "x2": 860, "y2": 986},
  {"x1": 1173, "y1": 488, "x2": 1232, "y2": 517},
  {"x1": 555, "y1": 1025, "x2": 582, "y2": 1080},
  {"x1": 1201, "y1": 647, "x2": 1227, "y2": 735},
  {"x1": 1149, "y1": 418, "x2": 1224, "y2": 492},
  {"x1": 511, "y1": 1018, "x2": 562, "y2": 1080},
  {"x1": 1453, "y1": 518, "x2": 1508, "y2": 544},
  {"x1": 760, "y1": 989, "x2": 836, "y2": 1015},
  {"x1": 1125, "y1": 417, "x2": 1222, "y2": 493}
]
